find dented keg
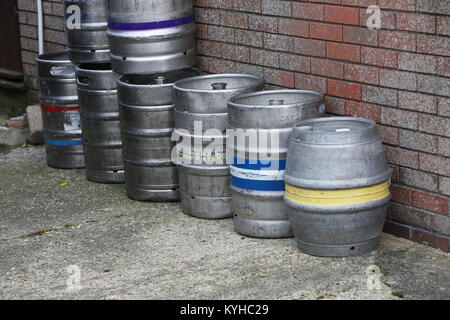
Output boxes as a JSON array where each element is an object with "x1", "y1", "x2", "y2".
[
  {"x1": 284, "y1": 117, "x2": 392, "y2": 257},
  {"x1": 173, "y1": 74, "x2": 265, "y2": 219},
  {"x1": 36, "y1": 50, "x2": 84, "y2": 169},
  {"x1": 228, "y1": 90, "x2": 326, "y2": 238},
  {"x1": 117, "y1": 68, "x2": 200, "y2": 201},
  {"x1": 105, "y1": 0, "x2": 197, "y2": 74},
  {"x1": 76, "y1": 63, "x2": 124, "y2": 183},
  {"x1": 64, "y1": 0, "x2": 110, "y2": 63}
]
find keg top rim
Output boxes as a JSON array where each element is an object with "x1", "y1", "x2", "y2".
[
  {"x1": 294, "y1": 117, "x2": 376, "y2": 133},
  {"x1": 173, "y1": 73, "x2": 265, "y2": 92},
  {"x1": 36, "y1": 49, "x2": 71, "y2": 64},
  {"x1": 228, "y1": 89, "x2": 324, "y2": 108}
]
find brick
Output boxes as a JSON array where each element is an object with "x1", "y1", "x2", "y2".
[
  {"x1": 412, "y1": 191, "x2": 449, "y2": 215},
  {"x1": 437, "y1": 57, "x2": 450, "y2": 77},
  {"x1": 419, "y1": 153, "x2": 450, "y2": 176},
  {"x1": 399, "y1": 167, "x2": 439, "y2": 192},
  {"x1": 437, "y1": 98, "x2": 450, "y2": 117},
  {"x1": 418, "y1": 114, "x2": 450, "y2": 137},
  {"x1": 418, "y1": 75, "x2": 450, "y2": 97},
  {"x1": 381, "y1": 108, "x2": 417, "y2": 130},
  {"x1": 397, "y1": 13, "x2": 436, "y2": 34},
  {"x1": 194, "y1": 8, "x2": 221, "y2": 24},
  {"x1": 345, "y1": 101, "x2": 380, "y2": 122},
  {"x1": 431, "y1": 214, "x2": 450, "y2": 236},
  {"x1": 248, "y1": 14, "x2": 277, "y2": 32},
  {"x1": 311, "y1": 58, "x2": 344, "y2": 79},
  {"x1": 264, "y1": 68, "x2": 294, "y2": 88},
  {"x1": 362, "y1": 85, "x2": 397, "y2": 107},
  {"x1": 437, "y1": 16, "x2": 450, "y2": 36},
  {"x1": 440, "y1": 177, "x2": 450, "y2": 196},
  {"x1": 310, "y1": 22, "x2": 343, "y2": 42},
  {"x1": 385, "y1": 145, "x2": 419, "y2": 169},
  {"x1": 328, "y1": 80, "x2": 362, "y2": 100},
  {"x1": 417, "y1": 35, "x2": 450, "y2": 57},
  {"x1": 204, "y1": 0, "x2": 232, "y2": 9},
  {"x1": 416, "y1": 0, "x2": 450, "y2": 14},
  {"x1": 359, "y1": 8, "x2": 396, "y2": 30},
  {"x1": 361, "y1": 47, "x2": 397, "y2": 68},
  {"x1": 295, "y1": 74, "x2": 327, "y2": 94},
  {"x1": 378, "y1": 125, "x2": 399, "y2": 145},
  {"x1": 343, "y1": 26, "x2": 377, "y2": 46},
  {"x1": 342, "y1": 0, "x2": 375, "y2": 7},
  {"x1": 325, "y1": 5, "x2": 359, "y2": 25},
  {"x1": 292, "y1": 2, "x2": 325, "y2": 21},
  {"x1": 250, "y1": 49, "x2": 279, "y2": 68},
  {"x1": 207, "y1": 25, "x2": 234, "y2": 43},
  {"x1": 398, "y1": 92, "x2": 437, "y2": 114},
  {"x1": 279, "y1": 54, "x2": 310, "y2": 73},
  {"x1": 391, "y1": 203, "x2": 431, "y2": 230},
  {"x1": 294, "y1": 38, "x2": 326, "y2": 57},
  {"x1": 278, "y1": 18, "x2": 309, "y2": 38},
  {"x1": 232, "y1": 0, "x2": 262, "y2": 13},
  {"x1": 208, "y1": 59, "x2": 237, "y2": 74},
  {"x1": 344, "y1": 64, "x2": 379, "y2": 85},
  {"x1": 235, "y1": 63, "x2": 264, "y2": 77},
  {"x1": 412, "y1": 229, "x2": 450, "y2": 252},
  {"x1": 380, "y1": 70, "x2": 417, "y2": 91},
  {"x1": 327, "y1": 42, "x2": 360, "y2": 62},
  {"x1": 325, "y1": 96, "x2": 346, "y2": 115},
  {"x1": 399, "y1": 130, "x2": 438, "y2": 153},
  {"x1": 384, "y1": 220, "x2": 411, "y2": 240},
  {"x1": 379, "y1": 31, "x2": 416, "y2": 52},
  {"x1": 398, "y1": 53, "x2": 437, "y2": 74},
  {"x1": 261, "y1": 0, "x2": 291, "y2": 17},
  {"x1": 379, "y1": 0, "x2": 416, "y2": 11},
  {"x1": 391, "y1": 184, "x2": 412, "y2": 204},
  {"x1": 264, "y1": 33, "x2": 294, "y2": 52},
  {"x1": 221, "y1": 10, "x2": 248, "y2": 28},
  {"x1": 438, "y1": 137, "x2": 450, "y2": 157},
  {"x1": 234, "y1": 29, "x2": 263, "y2": 47}
]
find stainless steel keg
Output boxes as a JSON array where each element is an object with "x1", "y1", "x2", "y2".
[
  {"x1": 173, "y1": 74, "x2": 265, "y2": 219},
  {"x1": 228, "y1": 90, "x2": 326, "y2": 238},
  {"x1": 76, "y1": 63, "x2": 123, "y2": 183},
  {"x1": 36, "y1": 50, "x2": 84, "y2": 169},
  {"x1": 283, "y1": 117, "x2": 392, "y2": 257},
  {"x1": 105, "y1": 0, "x2": 197, "y2": 74},
  {"x1": 117, "y1": 69, "x2": 200, "y2": 201},
  {"x1": 64, "y1": 0, "x2": 110, "y2": 63}
]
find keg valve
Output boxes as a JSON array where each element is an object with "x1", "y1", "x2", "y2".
[
  {"x1": 211, "y1": 82, "x2": 227, "y2": 90},
  {"x1": 269, "y1": 99, "x2": 285, "y2": 105},
  {"x1": 154, "y1": 76, "x2": 166, "y2": 85}
]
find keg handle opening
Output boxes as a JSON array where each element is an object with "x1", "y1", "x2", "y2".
[
  {"x1": 77, "y1": 76, "x2": 89, "y2": 86},
  {"x1": 211, "y1": 82, "x2": 227, "y2": 90},
  {"x1": 50, "y1": 65, "x2": 75, "y2": 77},
  {"x1": 269, "y1": 99, "x2": 284, "y2": 106},
  {"x1": 319, "y1": 104, "x2": 326, "y2": 116}
]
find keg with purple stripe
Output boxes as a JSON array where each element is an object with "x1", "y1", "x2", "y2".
[
  {"x1": 105, "y1": 0, "x2": 197, "y2": 74},
  {"x1": 228, "y1": 90, "x2": 326, "y2": 239}
]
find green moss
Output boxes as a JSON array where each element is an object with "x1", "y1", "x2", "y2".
[{"x1": 392, "y1": 291, "x2": 404, "y2": 298}]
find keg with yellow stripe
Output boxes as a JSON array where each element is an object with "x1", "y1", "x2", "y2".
[{"x1": 283, "y1": 117, "x2": 392, "y2": 257}]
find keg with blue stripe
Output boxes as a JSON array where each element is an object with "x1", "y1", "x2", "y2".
[
  {"x1": 228, "y1": 90, "x2": 326, "y2": 238},
  {"x1": 76, "y1": 63, "x2": 124, "y2": 183},
  {"x1": 117, "y1": 68, "x2": 200, "y2": 202},
  {"x1": 173, "y1": 74, "x2": 265, "y2": 219},
  {"x1": 283, "y1": 117, "x2": 392, "y2": 257},
  {"x1": 64, "y1": 0, "x2": 110, "y2": 63},
  {"x1": 105, "y1": 0, "x2": 197, "y2": 74},
  {"x1": 36, "y1": 50, "x2": 84, "y2": 169}
]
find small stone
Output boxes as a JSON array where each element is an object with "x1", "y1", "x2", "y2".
[
  {"x1": 7, "y1": 116, "x2": 25, "y2": 129},
  {"x1": 0, "y1": 127, "x2": 28, "y2": 146},
  {"x1": 26, "y1": 105, "x2": 44, "y2": 145}
]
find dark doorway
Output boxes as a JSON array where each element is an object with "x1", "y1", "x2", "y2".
[{"x1": 0, "y1": 0, "x2": 23, "y2": 82}]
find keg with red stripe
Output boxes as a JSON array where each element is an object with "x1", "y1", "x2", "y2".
[{"x1": 36, "y1": 50, "x2": 85, "y2": 169}]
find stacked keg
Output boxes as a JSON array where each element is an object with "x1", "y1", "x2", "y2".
[
  {"x1": 173, "y1": 74, "x2": 265, "y2": 219},
  {"x1": 105, "y1": 0, "x2": 200, "y2": 200},
  {"x1": 227, "y1": 90, "x2": 326, "y2": 238}
]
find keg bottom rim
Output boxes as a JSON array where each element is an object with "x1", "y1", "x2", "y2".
[
  {"x1": 295, "y1": 237, "x2": 380, "y2": 257},
  {"x1": 233, "y1": 215, "x2": 294, "y2": 239}
]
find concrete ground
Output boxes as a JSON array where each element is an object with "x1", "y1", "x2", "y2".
[{"x1": 0, "y1": 146, "x2": 449, "y2": 300}]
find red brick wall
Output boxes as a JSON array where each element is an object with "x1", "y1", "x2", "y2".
[
  {"x1": 16, "y1": 0, "x2": 450, "y2": 251},
  {"x1": 195, "y1": 0, "x2": 450, "y2": 252}
]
